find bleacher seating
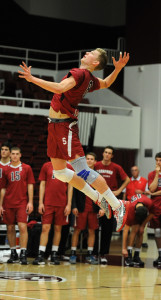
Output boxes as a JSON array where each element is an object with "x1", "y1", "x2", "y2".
[{"x1": 0, "y1": 70, "x2": 54, "y2": 105}]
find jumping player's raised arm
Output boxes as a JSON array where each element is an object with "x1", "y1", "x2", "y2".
[
  {"x1": 18, "y1": 62, "x2": 76, "y2": 94},
  {"x1": 98, "y1": 52, "x2": 129, "y2": 89}
]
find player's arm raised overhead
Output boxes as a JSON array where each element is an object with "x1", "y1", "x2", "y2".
[
  {"x1": 98, "y1": 52, "x2": 129, "y2": 89},
  {"x1": 18, "y1": 61, "x2": 76, "y2": 94}
]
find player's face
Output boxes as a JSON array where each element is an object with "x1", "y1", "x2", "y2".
[
  {"x1": 1, "y1": 147, "x2": 10, "y2": 159},
  {"x1": 156, "y1": 157, "x2": 161, "y2": 170},
  {"x1": 86, "y1": 155, "x2": 96, "y2": 169},
  {"x1": 81, "y1": 50, "x2": 100, "y2": 66},
  {"x1": 10, "y1": 150, "x2": 21, "y2": 164},
  {"x1": 103, "y1": 148, "x2": 113, "y2": 162},
  {"x1": 131, "y1": 166, "x2": 139, "y2": 178}
]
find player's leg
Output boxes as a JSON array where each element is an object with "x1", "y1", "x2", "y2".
[
  {"x1": 69, "y1": 210, "x2": 86, "y2": 264},
  {"x1": 3, "y1": 209, "x2": 19, "y2": 264},
  {"x1": 51, "y1": 157, "x2": 129, "y2": 232},
  {"x1": 153, "y1": 228, "x2": 161, "y2": 266},
  {"x1": 142, "y1": 224, "x2": 148, "y2": 248},
  {"x1": 17, "y1": 206, "x2": 29, "y2": 265},
  {"x1": 150, "y1": 216, "x2": 161, "y2": 266},
  {"x1": 69, "y1": 228, "x2": 81, "y2": 264},
  {"x1": 132, "y1": 228, "x2": 144, "y2": 267},
  {"x1": 51, "y1": 157, "x2": 99, "y2": 202},
  {"x1": 70, "y1": 156, "x2": 129, "y2": 230},
  {"x1": 85, "y1": 212, "x2": 99, "y2": 265},
  {"x1": 6, "y1": 224, "x2": 19, "y2": 263},
  {"x1": 50, "y1": 225, "x2": 62, "y2": 265},
  {"x1": 7, "y1": 225, "x2": 16, "y2": 248},
  {"x1": 18, "y1": 222, "x2": 28, "y2": 265},
  {"x1": 50, "y1": 206, "x2": 69, "y2": 265},
  {"x1": 124, "y1": 225, "x2": 138, "y2": 267},
  {"x1": 32, "y1": 223, "x2": 51, "y2": 265}
]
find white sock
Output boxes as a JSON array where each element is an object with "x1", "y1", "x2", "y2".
[
  {"x1": 134, "y1": 248, "x2": 140, "y2": 252},
  {"x1": 52, "y1": 245, "x2": 58, "y2": 252},
  {"x1": 88, "y1": 247, "x2": 93, "y2": 251},
  {"x1": 127, "y1": 246, "x2": 133, "y2": 251},
  {"x1": 39, "y1": 245, "x2": 46, "y2": 252},
  {"x1": 81, "y1": 183, "x2": 98, "y2": 202},
  {"x1": 101, "y1": 188, "x2": 120, "y2": 210},
  {"x1": 71, "y1": 247, "x2": 77, "y2": 251},
  {"x1": 10, "y1": 246, "x2": 16, "y2": 250}
]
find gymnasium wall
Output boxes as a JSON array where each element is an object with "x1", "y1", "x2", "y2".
[{"x1": 124, "y1": 64, "x2": 161, "y2": 179}]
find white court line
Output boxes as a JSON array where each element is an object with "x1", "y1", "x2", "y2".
[{"x1": 0, "y1": 294, "x2": 45, "y2": 300}]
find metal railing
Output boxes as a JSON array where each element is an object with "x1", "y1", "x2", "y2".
[
  {"x1": 0, "y1": 39, "x2": 125, "y2": 70},
  {"x1": 0, "y1": 96, "x2": 133, "y2": 115}
]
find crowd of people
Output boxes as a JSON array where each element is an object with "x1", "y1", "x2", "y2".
[{"x1": 0, "y1": 141, "x2": 161, "y2": 268}]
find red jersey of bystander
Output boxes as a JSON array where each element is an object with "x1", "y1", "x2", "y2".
[
  {"x1": 125, "y1": 195, "x2": 154, "y2": 226},
  {"x1": 1, "y1": 163, "x2": 35, "y2": 208},
  {"x1": 38, "y1": 162, "x2": 73, "y2": 206},
  {"x1": 148, "y1": 171, "x2": 161, "y2": 210},
  {"x1": 0, "y1": 161, "x2": 10, "y2": 190},
  {"x1": 125, "y1": 176, "x2": 148, "y2": 202},
  {"x1": 94, "y1": 161, "x2": 127, "y2": 191}
]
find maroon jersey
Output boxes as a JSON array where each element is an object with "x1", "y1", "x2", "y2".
[
  {"x1": 84, "y1": 195, "x2": 94, "y2": 212},
  {"x1": 126, "y1": 195, "x2": 154, "y2": 226},
  {"x1": 125, "y1": 176, "x2": 148, "y2": 202},
  {"x1": 0, "y1": 161, "x2": 10, "y2": 190},
  {"x1": 94, "y1": 161, "x2": 127, "y2": 191},
  {"x1": 2, "y1": 163, "x2": 35, "y2": 208},
  {"x1": 38, "y1": 162, "x2": 73, "y2": 206},
  {"x1": 148, "y1": 171, "x2": 161, "y2": 210},
  {"x1": 50, "y1": 68, "x2": 100, "y2": 119}
]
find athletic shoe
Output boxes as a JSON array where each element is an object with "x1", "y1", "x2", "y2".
[
  {"x1": 99, "y1": 197, "x2": 112, "y2": 219},
  {"x1": 7, "y1": 251, "x2": 19, "y2": 264},
  {"x1": 153, "y1": 256, "x2": 161, "y2": 267},
  {"x1": 32, "y1": 251, "x2": 45, "y2": 265},
  {"x1": 114, "y1": 200, "x2": 130, "y2": 232},
  {"x1": 19, "y1": 250, "x2": 28, "y2": 265},
  {"x1": 85, "y1": 255, "x2": 99, "y2": 265},
  {"x1": 100, "y1": 256, "x2": 108, "y2": 264},
  {"x1": 60, "y1": 255, "x2": 70, "y2": 261},
  {"x1": 124, "y1": 256, "x2": 134, "y2": 267},
  {"x1": 142, "y1": 243, "x2": 148, "y2": 248},
  {"x1": 50, "y1": 251, "x2": 60, "y2": 265},
  {"x1": 69, "y1": 255, "x2": 77, "y2": 264},
  {"x1": 133, "y1": 256, "x2": 144, "y2": 267}
]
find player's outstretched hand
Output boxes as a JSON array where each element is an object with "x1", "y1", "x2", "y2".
[
  {"x1": 18, "y1": 61, "x2": 32, "y2": 82},
  {"x1": 112, "y1": 52, "x2": 129, "y2": 70}
]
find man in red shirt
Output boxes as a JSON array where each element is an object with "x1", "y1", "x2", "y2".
[
  {"x1": 18, "y1": 50, "x2": 130, "y2": 232},
  {"x1": 123, "y1": 165, "x2": 149, "y2": 248},
  {"x1": 94, "y1": 146, "x2": 130, "y2": 263},
  {"x1": 69, "y1": 152, "x2": 104, "y2": 265},
  {"x1": 122, "y1": 195, "x2": 154, "y2": 267},
  {"x1": 32, "y1": 162, "x2": 73, "y2": 265},
  {"x1": 148, "y1": 152, "x2": 161, "y2": 267},
  {"x1": 0, "y1": 142, "x2": 11, "y2": 190},
  {"x1": 0, "y1": 147, "x2": 35, "y2": 265},
  {"x1": 0, "y1": 142, "x2": 11, "y2": 227}
]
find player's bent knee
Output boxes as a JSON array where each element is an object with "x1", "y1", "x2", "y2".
[
  {"x1": 71, "y1": 156, "x2": 99, "y2": 184},
  {"x1": 154, "y1": 228, "x2": 161, "y2": 238},
  {"x1": 54, "y1": 168, "x2": 74, "y2": 183}
]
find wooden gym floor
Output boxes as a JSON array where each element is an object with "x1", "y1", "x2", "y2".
[{"x1": 0, "y1": 236, "x2": 160, "y2": 300}]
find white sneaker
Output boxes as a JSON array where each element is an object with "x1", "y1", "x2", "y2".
[
  {"x1": 100, "y1": 197, "x2": 112, "y2": 219},
  {"x1": 114, "y1": 200, "x2": 130, "y2": 232},
  {"x1": 100, "y1": 256, "x2": 108, "y2": 264}
]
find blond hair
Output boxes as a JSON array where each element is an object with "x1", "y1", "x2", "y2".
[{"x1": 95, "y1": 48, "x2": 108, "y2": 70}]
